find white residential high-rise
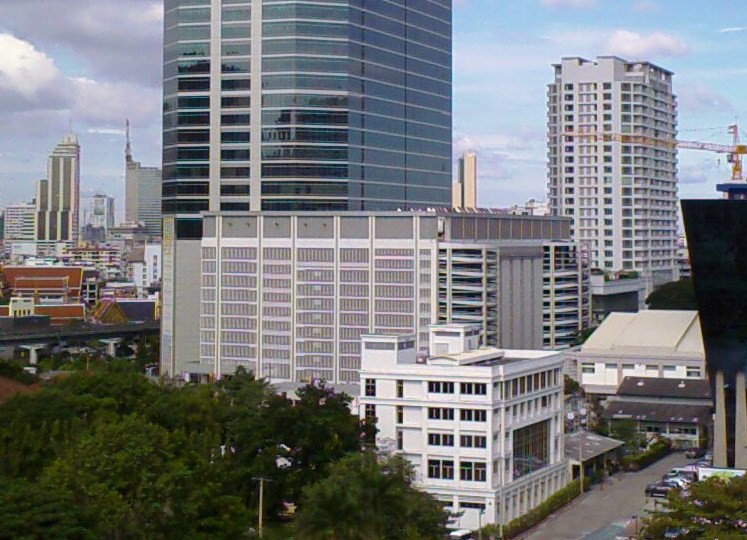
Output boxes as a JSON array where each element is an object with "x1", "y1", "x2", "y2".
[
  {"x1": 4, "y1": 203, "x2": 36, "y2": 242},
  {"x1": 453, "y1": 151, "x2": 477, "y2": 209},
  {"x1": 547, "y1": 56, "x2": 679, "y2": 290},
  {"x1": 359, "y1": 324, "x2": 568, "y2": 530},
  {"x1": 35, "y1": 134, "x2": 81, "y2": 245}
]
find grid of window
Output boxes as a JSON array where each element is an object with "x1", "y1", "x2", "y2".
[
  {"x1": 428, "y1": 459, "x2": 455, "y2": 480},
  {"x1": 428, "y1": 407, "x2": 454, "y2": 420},
  {"x1": 513, "y1": 420, "x2": 550, "y2": 480}
]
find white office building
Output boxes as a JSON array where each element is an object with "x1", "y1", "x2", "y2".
[
  {"x1": 4, "y1": 203, "x2": 36, "y2": 242},
  {"x1": 166, "y1": 211, "x2": 577, "y2": 381},
  {"x1": 359, "y1": 324, "x2": 568, "y2": 531},
  {"x1": 547, "y1": 56, "x2": 679, "y2": 292},
  {"x1": 131, "y1": 244, "x2": 162, "y2": 296},
  {"x1": 567, "y1": 310, "x2": 705, "y2": 396}
]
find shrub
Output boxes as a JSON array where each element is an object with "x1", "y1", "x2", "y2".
[
  {"x1": 622, "y1": 439, "x2": 672, "y2": 472},
  {"x1": 478, "y1": 477, "x2": 590, "y2": 539},
  {"x1": 0, "y1": 360, "x2": 38, "y2": 385}
]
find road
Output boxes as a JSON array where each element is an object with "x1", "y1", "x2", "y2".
[{"x1": 526, "y1": 452, "x2": 688, "y2": 540}]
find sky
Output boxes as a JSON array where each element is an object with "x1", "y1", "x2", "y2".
[{"x1": 0, "y1": 0, "x2": 744, "y2": 215}]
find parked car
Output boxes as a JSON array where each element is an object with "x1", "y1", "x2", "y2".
[
  {"x1": 664, "y1": 477, "x2": 690, "y2": 490},
  {"x1": 663, "y1": 468, "x2": 697, "y2": 483},
  {"x1": 685, "y1": 447, "x2": 706, "y2": 459},
  {"x1": 645, "y1": 480, "x2": 679, "y2": 498},
  {"x1": 664, "y1": 528, "x2": 690, "y2": 539}
]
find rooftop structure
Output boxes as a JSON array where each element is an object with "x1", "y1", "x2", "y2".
[
  {"x1": 603, "y1": 376, "x2": 713, "y2": 449},
  {"x1": 568, "y1": 310, "x2": 705, "y2": 395}
]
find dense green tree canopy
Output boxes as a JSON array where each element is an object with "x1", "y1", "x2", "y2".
[
  {"x1": 645, "y1": 278, "x2": 697, "y2": 310},
  {"x1": 0, "y1": 363, "x2": 404, "y2": 538},
  {"x1": 645, "y1": 476, "x2": 747, "y2": 539},
  {"x1": 296, "y1": 452, "x2": 449, "y2": 540}
]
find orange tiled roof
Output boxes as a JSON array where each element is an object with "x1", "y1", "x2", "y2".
[{"x1": 3, "y1": 267, "x2": 84, "y2": 289}]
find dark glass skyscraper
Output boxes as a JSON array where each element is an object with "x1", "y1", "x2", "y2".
[
  {"x1": 163, "y1": 0, "x2": 452, "y2": 236},
  {"x1": 161, "y1": 0, "x2": 453, "y2": 375},
  {"x1": 683, "y1": 199, "x2": 747, "y2": 468}
]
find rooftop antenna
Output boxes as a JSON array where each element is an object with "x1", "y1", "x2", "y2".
[{"x1": 125, "y1": 119, "x2": 132, "y2": 163}]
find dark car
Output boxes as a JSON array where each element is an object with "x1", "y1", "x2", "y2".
[
  {"x1": 664, "y1": 528, "x2": 690, "y2": 538},
  {"x1": 645, "y1": 481, "x2": 679, "y2": 498}
]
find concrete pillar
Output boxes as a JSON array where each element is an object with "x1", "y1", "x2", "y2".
[
  {"x1": 100, "y1": 338, "x2": 122, "y2": 357},
  {"x1": 735, "y1": 371, "x2": 747, "y2": 469},
  {"x1": 20, "y1": 344, "x2": 45, "y2": 365},
  {"x1": 714, "y1": 370, "x2": 729, "y2": 468}
]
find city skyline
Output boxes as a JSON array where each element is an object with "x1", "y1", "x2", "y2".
[{"x1": 0, "y1": 0, "x2": 745, "y2": 209}]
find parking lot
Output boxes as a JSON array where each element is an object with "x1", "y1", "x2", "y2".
[{"x1": 526, "y1": 453, "x2": 689, "y2": 540}]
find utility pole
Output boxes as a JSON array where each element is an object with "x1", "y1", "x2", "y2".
[
  {"x1": 258, "y1": 476, "x2": 264, "y2": 538},
  {"x1": 579, "y1": 433, "x2": 584, "y2": 495},
  {"x1": 253, "y1": 476, "x2": 271, "y2": 538}
]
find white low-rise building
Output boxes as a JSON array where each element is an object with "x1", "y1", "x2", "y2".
[
  {"x1": 568, "y1": 310, "x2": 705, "y2": 396},
  {"x1": 359, "y1": 323, "x2": 568, "y2": 531}
]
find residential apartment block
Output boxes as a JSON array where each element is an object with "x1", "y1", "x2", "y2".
[
  {"x1": 547, "y1": 56, "x2": 679, "y2": 291},
  {"x1": 163, "y1": 211, "x2": 578, "y2": 381},
  {"x1": 359, "y1": 324, "x2": 568, "y2": 531},
  {"x1": 543, "y1": 242, "x2": 590, "y2": 350}
]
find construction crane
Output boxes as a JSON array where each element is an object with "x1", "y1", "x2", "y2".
[{"x1": 564, "y1": 124, "x2": 747, "y2": 181}]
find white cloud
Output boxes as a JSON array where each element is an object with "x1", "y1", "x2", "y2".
[
  {"x1": 604, "y1": 30, "x2": 689, "y2": 58},
  {"x1": 717, "y1": 27, "x2": 746, "y2": 33},
  {"x1": 539, "y1": 0, "x2": 595, "y2": 7},
  {"x1": 0, "y1": 34, "x2": 58, "y2": 98}
]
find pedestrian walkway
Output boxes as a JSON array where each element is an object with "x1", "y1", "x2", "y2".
[{"x1": 526, "y1": 453, "x2": 687, "y2": 540}]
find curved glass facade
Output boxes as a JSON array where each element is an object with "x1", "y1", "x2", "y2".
[{"x1": 164, "y1": 0, "x2": 453, "y2": 235}]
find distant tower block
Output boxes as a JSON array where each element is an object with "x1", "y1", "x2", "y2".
[{"x1": 453, "y1": 151, "x2": 477, "y2": 209}]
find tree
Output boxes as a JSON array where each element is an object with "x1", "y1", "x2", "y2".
[
  {"x1": 0, "y1": 478, "x2": 93, "y2": 540},
  {"x1": 644, "y1": 476, "x2": 747, "y2": 539},
  {"x1": 295, "y1": 452, "x2": 448, "y2": 540},
  {"x1": 43, "y1": 414, "x2": 250, "y2": 540},
  {"x1": 564, "y1": 375, "x2": 581, "y2": 396},
  {"x1": 646, "y1": 278, "x2": 697, "y2": 310}
]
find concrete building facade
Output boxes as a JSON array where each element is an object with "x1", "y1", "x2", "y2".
[
  {"x1": 162, "y1": 211, "x2": 574, "y2": 381},
  {"x1": 453, "y1": 151, "x2": 477, "y2": 209},
  {"x1": 126, "y1": 127, "x2": 162, "y2": 238},
  {"x1": 85, "y1": 193, "x2": 115, "y2": 231},
  {"x1": 3, "y1": 203, "x2": 36, "y2": 242},
  {"x1": 359, "y1": 324, "x2": 568, "y2": 530},
  {"x1": 547, "y1": 56, "x2": 679, "y2": 291},
  {"x1": 161, "y1": 0, "x2": 454, "y2": 376},
  {"x1": 131, "y1": 244, "x2": 162, "y2": 296},
  {"x1": 543, "y1": 241, "x2": 590, "y2": 350},
  {"x1": 35, "y1": 134, "x2": 81, "y2": 245}
]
